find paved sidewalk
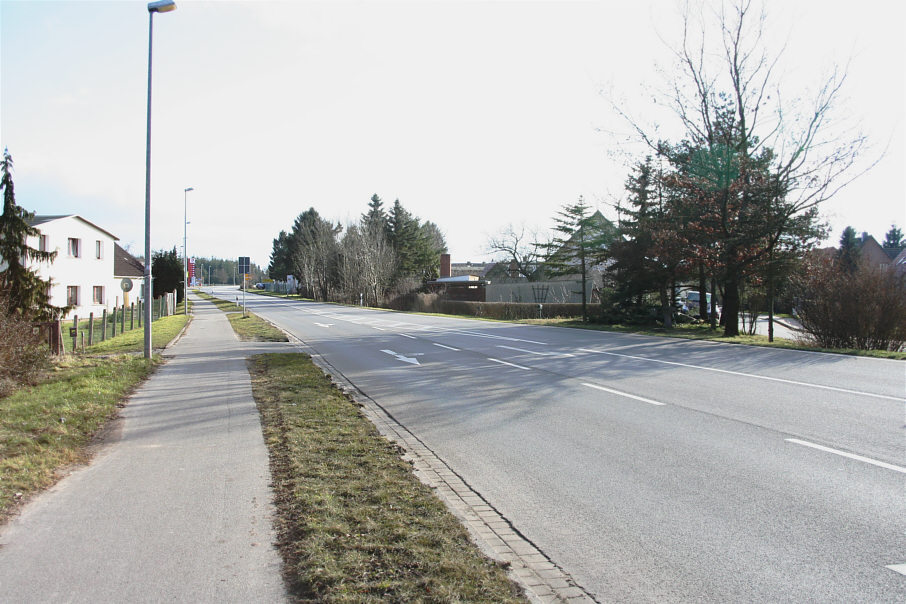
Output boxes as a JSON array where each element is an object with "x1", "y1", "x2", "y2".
[{"x1": 0, "y1": 295, "x2": 287, "y2": 603}]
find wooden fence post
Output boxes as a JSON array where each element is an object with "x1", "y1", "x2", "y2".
[
  {"x1": 101, "y1": 309, "x2": 108, "y2": 341},
  {"x1": 137, "y1": 299, "x2": 142, "y2": 327},
  {"x1": 121, "y1": 304, "x2": 126, "y2": 333},
  {"x1": 112, "y1": 306, "x2": 118, "y2": 337},
  {"x1": 71, "y1": 315, "x2": 78, "y2": 353},
  {"x1": 130, "y1": 303, "x2": 135, "y2": 330},
  {"x1": 88, "y1": 312, "x2": 94, "y2": 346}
]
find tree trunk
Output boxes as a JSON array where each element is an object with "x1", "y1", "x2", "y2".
[
  {"x1": 722, "y1": 266, "x2": 740, "y2": 337},
  {"x1": 659, "y1": 282, "x2": 673, "y2": 328},
  {"x1": 698, "y1": 263, "x2": 708, "y2": 319},
  {"x1": 767, "y1": 250, "x2": 775, "y2": 342}
]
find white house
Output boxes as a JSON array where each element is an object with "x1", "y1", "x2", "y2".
[{"x1": 25, "y1": 215, "x2": 137, "y2": 319}]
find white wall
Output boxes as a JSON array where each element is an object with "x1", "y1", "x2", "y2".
[{"x1": 26, "y1": 216, "x2": 120, "y2": 320}]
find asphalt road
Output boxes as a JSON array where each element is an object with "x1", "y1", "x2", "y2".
[{"x1": 219, "y1": 288, "x2": 905, "y2": 602}]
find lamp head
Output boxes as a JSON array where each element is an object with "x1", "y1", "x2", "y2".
[
  {"x1": 148, "y1": 0, "x2": 176, "y2": 13},
  {"x1": 185, "y1": 186, "x2": 194, "y2": 192}
]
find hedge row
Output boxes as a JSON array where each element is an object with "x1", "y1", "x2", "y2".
[{"x1": 388, "y1": 293, "x2": 599, "y2": 321}]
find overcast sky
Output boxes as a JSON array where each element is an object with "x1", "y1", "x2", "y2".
[{"x1": 2, "y1": 0, "x2": 903, "y2": 269}]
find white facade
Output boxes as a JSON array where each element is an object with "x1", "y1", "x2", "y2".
[{"x1": 26, "y1": 215, "x2": 124, "y2": 320}]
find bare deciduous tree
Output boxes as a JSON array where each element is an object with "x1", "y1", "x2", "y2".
[{"x1": 486, "y1": 224, "x2": 544, "y2": 281}]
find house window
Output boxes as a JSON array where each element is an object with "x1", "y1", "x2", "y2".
[
  {"x1": 68, "y1": 238, "x2": 81, "y2": 258},
  {"x1": 67, "y1": 286, "x2": 80, "y2": 306},
  {"x1": 39, "y1": 234, "x2": 49, "y2": 252},
  {"x1": 93, "y1": 286, "x2": 105, "y2": 305},
  {"x1": 95, "y1": 240, "x2": 103, "y2": 259}
]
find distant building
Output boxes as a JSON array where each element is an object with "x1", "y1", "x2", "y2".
[{"x1": 25, "y1": 215, "x2": 141, "y2": 319}]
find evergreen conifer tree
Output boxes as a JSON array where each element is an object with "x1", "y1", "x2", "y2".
[{"x1": 0, "y1": 150, "x2": 60, "y2": 319}]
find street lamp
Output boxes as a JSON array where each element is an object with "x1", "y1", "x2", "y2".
[
  {"x1": 183, "y1": 186, "x2": 193, "y2": 313},
  {"x1": 143, "y1": 0, "x2": 177, "y2": 359}
]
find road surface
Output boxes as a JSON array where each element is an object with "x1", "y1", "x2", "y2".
[{"x1": 216, "y1": 288, "x2": 905, "y2": 602}]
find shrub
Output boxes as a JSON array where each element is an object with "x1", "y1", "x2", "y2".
[
  {"x1": 791, "y1": 255, "x2": 906, "y2": 351},
  {"x1": 0, "y1": 294, "x2": 51, "y2": 397}
]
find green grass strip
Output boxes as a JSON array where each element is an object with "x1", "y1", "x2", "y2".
[
  {"x1": 249, "y1": 353, "x2": 525, "y2": 603},
  {"x1": 0, "y1": 355, "x2": 158, "y2": 523},
  {"x1": 226, "y1": 313, "x2": 288, "y2": 342},
  {"x1": 84, "y1": 314, "x2": 189, "y2": 355}
]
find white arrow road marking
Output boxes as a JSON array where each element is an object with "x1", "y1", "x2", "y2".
[
  {"x1": 785, "y1": 439, "x2": 906, "y2": 474},
  {"x1": 313, "y1": 322, "x2": 333, "y2": 328},
  {"x1": 885, "y1": 564, "x2": 906, "y2": 576},
  {"x1": 497, "y1": 345, "x2": 575, "y2": 358},
  {"x1": 380, "y1": 349, "x2": 421, "y2": 365},
  {"x1": 582, "y1": 383, "x2": 666, "y2": 406},
  {"x1": 452, "y1": 330, "x2": 548, "y2": 345},
  {"x1": 488, "y1": 358, "x2": 531, "y2": 370}
]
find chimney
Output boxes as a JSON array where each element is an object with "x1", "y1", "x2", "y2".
[{"x1": 440, "y1": 253, "x2": 451, "y2": 278}]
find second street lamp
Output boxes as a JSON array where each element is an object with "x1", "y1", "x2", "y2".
[{"x1": 183, "y1": 186, "x2": 193, "y2": 313}]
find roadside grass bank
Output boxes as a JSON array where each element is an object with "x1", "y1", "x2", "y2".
[
  {"x1": 248, "y1": 353, "x2": 525, "y2": 603},
  {"x1": 0, "y1": 308, "x2": 190, "y2": 523},
  {"x1": 516, "y1": 318, "x2": 906, "y2": 360},
  {"x1": 0, "y1": 355, "x2": 158, "y2": 523},
  {"x1": 195, "y1": 291, "x2": 287, "y2": 342},
  {"x1": 84, "y1": 313, "x2": 189, "y2": 355}
]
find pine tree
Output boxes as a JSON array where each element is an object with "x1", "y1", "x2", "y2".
[
  {"x1": 837, "y1": 226, "x2": 861, "y2": 273},
  {"x1": 0, "y1": 150, "x2": 60, "y2": 319},
  {"x1": 362, "y1": 194, "x2": 388, "y2": 237},
  {"x1": 541, "y1": 197, "x2": 615, "y2": 322},
  {"x1": 882, "y1": 225, "x2": 904, "y2": 249}
]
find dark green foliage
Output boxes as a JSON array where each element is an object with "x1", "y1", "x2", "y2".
[
  {"x1": 387, "y1": 199, "x2": 446, "y2": 282},
  {"x1": 0, "y1": 150, "x2": 61, "y2": 319},
  {"x1": 608, "y1": 157, "x2": 687, "y2": 327},
  {"x1": 290, "y1": 208, "x2": 341, "y2": 301},
  {"x1": 882, "y1": 224, "x2": 903, "y2": 249},
  {"x1": 836, "y1": 226, "x2": 861, "y2": 274},
  {"x1": 541, "y1": 197, "x2": 616, "y2": 322},
  {"x1": 362, "y1": 193, "x2": 388, "y2": 237},
  {"x1": 267, "y1": 230, "x2": 293, "y2": 281},
  {"x1": 151, "y1": 247, "x2": 183, "y2": 302}
]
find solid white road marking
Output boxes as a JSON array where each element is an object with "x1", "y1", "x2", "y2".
[
  {"x1": 785, "y1": 439, "x2": 906, "y2": 474},
  {"x1": 581, "y1": 383, "x2": 666, "y2": 406},
  {"x1": 488, "y1": 358, "x2": 531, "y2": 370},
  {"x1": 497, "y1": 345, "x2": 575, "y2": 358},
  {"x1": 433, "y1": 343, "x2": 460, "y2": 351},
  {"x1": 400, "y1": 334, "x2": 416, "y2": 339},
  {"x1": 885, "y1": 564, "x2": 906, "y2": 576},
  {"x1": 454, "y1": 330, "x2": 548, "y2": 345},
  {"x1": 577, "y1": 349, "x2": 902, "y2": 401},
  {"x1": 380, "y1": 349, "x2": 420, "y2": 365},
  {"x1": 372, "y1": 326, "x2": 386, "y2": 331}
]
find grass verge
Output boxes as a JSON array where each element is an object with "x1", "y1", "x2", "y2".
[
  {"x1": 249, "y1": 353, "x2": 525, "y2": 603},
  {"x1": 84, "y1": 313, "x2": 189, "y2": 355},
  {"x1": 0, "y1": 355, "x2": 158, "y2": 523},
  {"x1": 195, "y1": 290, "x2": 287, "y2": 342},
  {"x1": 226, "y1": 313, "x2": 288, "y2": 342}
]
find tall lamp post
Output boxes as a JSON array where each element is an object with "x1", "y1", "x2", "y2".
[
  {"x1": 143, "y1": 0, "x2": 177, "y2": 359},
  {"x1": 183, "y1": 186, "x2": 193, "y2": 313}
]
